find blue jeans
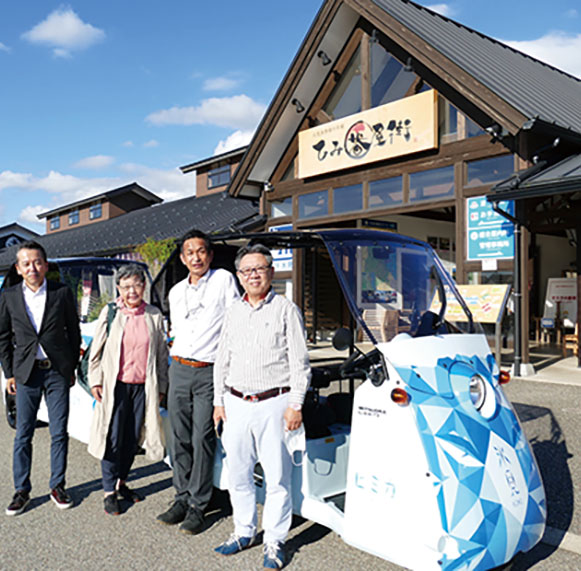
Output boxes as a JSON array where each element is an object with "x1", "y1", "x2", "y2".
[{"x1": 14, "y1": 366, "x2": 70, "y2": 492}]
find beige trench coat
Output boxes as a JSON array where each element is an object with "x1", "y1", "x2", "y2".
[{"x1": 87, "y1": 303, "x2": 169, "y2": 462}]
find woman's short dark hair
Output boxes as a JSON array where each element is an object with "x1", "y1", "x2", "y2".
[
  {"x1": 116, "y1": 264, "x2": 147, "y2": 285},
  {"x1": 234, "y1": 244, "x2": 273, "y2": 270},
  {"x1": 180, "y1": 229, "x2": 211, "y2": 253}
]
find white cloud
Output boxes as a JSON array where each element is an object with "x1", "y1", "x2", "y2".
[
  {"x1": 143, "y1": 139, "x2": 159, "y2": 148},
  {"x1": 502, "y1": 32, "x2": 581, "y2": 78},
  {"x1": 73, "y1": 155, "x2": 115, "y2": 169},
  {"x1": 203, "y1": 76, "x2": 242, "y2": 91},
  {"x1": 146, "y1": 94, "x2": 266, "y2": 131},
  {"x1": 19, "y1": 205, "x2": 46, "y2": 224},
  {"x1": 0, "y1": 42, "x2": 11, "y2": 53},
  {"x1": 21, "y1": 7, "x2": 105, "y2": 58},
  {"x1": 118, "y1": 163, "x2": 193, "y2": 200},
  {"x1": 122, "y1": 140, "x2": 134, "y2": 147},
  {"x1": 0, "y1": 170, "x2": 35, "y2": 190},
  {"x1": 424, "y1": 3, "x2": 455, "y2": 17},
  {"x1": 214, "y1": 130, "x2": 253, "y2": 155},
  {"x1": 565, "y1": 9, "x2": 578, "y2": 18}
]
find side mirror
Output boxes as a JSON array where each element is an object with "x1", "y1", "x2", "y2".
[{"x1": 333, "y1": 327, "x2": 353, "y2": 351}]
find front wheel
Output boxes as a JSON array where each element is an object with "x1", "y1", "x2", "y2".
[{"x1": 5, "y1": 390, "x2": 16, "y2": 429}]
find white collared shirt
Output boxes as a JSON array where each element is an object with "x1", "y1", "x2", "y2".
[
  {"x1": 168, "y1": 268, "x2": 240, "y2": 363},
  {"x1": 22, "y1": 279, "x2": 48, "y2": 359}
]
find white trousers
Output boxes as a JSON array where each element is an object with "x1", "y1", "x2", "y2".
[{"x1": 222, "y1": 392, "x2": 292, "y2": 544}]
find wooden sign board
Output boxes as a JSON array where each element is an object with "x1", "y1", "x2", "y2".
[
  {"x1": 298, "y1": 90, "x2": 438, "y2": 179},
  {"x1": 442, "y1": 284, "x2": 511, "y2": 324}
]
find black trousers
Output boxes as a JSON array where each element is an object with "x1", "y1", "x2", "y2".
[{"x1": 101, "y1": 382, "x2": 145, "y2": 493}]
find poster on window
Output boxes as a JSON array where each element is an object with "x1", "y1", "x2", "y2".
[{"x1": 298, "y1": 90, "x2": 438, "y2": 179}]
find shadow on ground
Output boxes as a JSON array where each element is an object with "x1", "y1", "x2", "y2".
[{"x1": 509, "y1": 402, "x2": 574, "y2": 569}]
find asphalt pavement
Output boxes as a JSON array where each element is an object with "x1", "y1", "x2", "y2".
[{"x1": 1, "y1": 372, "x2": 581, "y2": 570}]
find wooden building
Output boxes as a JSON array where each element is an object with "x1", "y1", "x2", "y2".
[
  {"x1": 227, "y1": 0, "x2": 581, "y2": 369},
  {"x1": 180, "y1": 147, "x2": 246, "y2": 199},
  {"x1": 37, "y1": 182, "x2": 162, "y2": 234}
]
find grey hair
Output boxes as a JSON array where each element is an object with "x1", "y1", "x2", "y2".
[
  {"x1": 234, "y1": 244, "x2": 273, "y2": 270},
  {"x1": 116, "y1": 263, "x2": 147, "y2": 285}
]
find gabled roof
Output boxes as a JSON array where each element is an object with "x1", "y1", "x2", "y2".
[
  {"x1": 37, "y1": 182, "x2": 162, "y2": 219},
  {"x1": 230, "y1": 0, "x2": 581, "y2": 198},
  {"x1": 365, "y1": 0, "x2": 581, "y2": 136},
  {"x1": 490, "y1": 154, "x2": 581, "y2": 201},
  {"x1": 0, "y1": 223, "x2": 39, "y2": 238},
  {"x1": 180, "y1": 146, "x2": 247, "y2": 174},
  {"x1": 0, "y1": 193, "x2": 262, "y2": 272}
]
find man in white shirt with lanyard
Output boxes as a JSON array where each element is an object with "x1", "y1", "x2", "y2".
[
  {"x1": 213, "y1": 243, "x2": 310, "y2": 569},
  {"x1": 157, "y1": 229, "x2": 239, "y2": 534}
]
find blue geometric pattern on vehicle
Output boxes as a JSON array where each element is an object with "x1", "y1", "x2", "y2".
[{"x1": 394, "y1": 353, "x2": 546, "y2": 570}]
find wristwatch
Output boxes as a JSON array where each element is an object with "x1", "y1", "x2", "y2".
[{"x1": 289, "y1": 403, "x2": 302, "y2": 411}]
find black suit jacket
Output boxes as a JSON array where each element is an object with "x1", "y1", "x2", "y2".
[{"x1": 0, "y1": 280, "x2": 81, "y2": 384}]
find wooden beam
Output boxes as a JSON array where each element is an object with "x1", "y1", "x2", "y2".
[{"x1": 346, "y1": 0, "x2": 528, "y2": 134}]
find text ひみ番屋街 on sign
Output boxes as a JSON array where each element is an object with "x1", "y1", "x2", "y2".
[{"x1": 298, "y1": 90, "x2": 438, "y2": 179}]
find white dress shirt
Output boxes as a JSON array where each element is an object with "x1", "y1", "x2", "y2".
[
  {"x1": 22, "y1": 279, "x2": 48, "y2": 359},
  {"x1": 168, "y1": 268, "x2": 240, "y2": 363}
]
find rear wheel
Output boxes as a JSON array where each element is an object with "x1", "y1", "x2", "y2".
[{"x1": 5, "y1": 390, "x2": 16, "y2": 429}]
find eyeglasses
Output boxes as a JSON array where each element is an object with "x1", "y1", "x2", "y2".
[
  {"x1": 238, "y1": 265, "x2": 271, "y2": 277},
  {"x1": 118, "y1": 283, "x2": 145, "y2": 292}
]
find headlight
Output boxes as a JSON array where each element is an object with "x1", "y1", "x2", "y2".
[{"x1": 469, "y1": 374, "x2": 486, "y2": 411}]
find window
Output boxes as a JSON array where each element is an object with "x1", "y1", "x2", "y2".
[
  {"x1": 333, "y1": 184, "x2": 363, "y2": 214},
  {"x1": 371, "y1": 43, "x2": 417, "y2": 108},
  {"x1": 323, "y1": 46, "x2": 362, "y2": 120},
  {"x1": 208, "y1": 165, "x2": 230, "y2": 189},
  {"x1": 439, "y1": 97, "x2": 458, "y2": 142},
  {"x1": 89, "y1": 202, "x2": 102, "y2": 220},
  {"x1": 409, "y1": 166, "x2": 455, "y2": 202},
  {"x1": 466, "y1": 155, "x2": 514, "y2": 188},
  {"x1": 49, "y1": 216, "x2": 60, "y2": 231},
  {"x1": 298, "y1": 191, "x2": 328, "y2": 219},
  {"x1": 68, "y1": 210, "x2": 79, "y2": 225},
  {"x1": 369, "y1": 176, "x2": 403, "y2": 208},
  {"x1": 271, "y1": 197, "x2": 293, "y2": 218}
]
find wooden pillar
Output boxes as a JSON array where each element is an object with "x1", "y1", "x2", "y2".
[
  {"x1": 455, "y1": 163, "x2": 466, "y2": 283},
  {"x1": 361, "y1": 33, "x2": 371, "y2": 111},
  {"x1": 577, "y1": 222, "x2": 581, "y2": 367},
  {"x1": 521, "y1": 225, "x2": 531, "y2": 364}
]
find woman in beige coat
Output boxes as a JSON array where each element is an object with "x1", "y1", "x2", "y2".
[{"x1": 88, "y1": 264, "x2": 168, "y2": 515}]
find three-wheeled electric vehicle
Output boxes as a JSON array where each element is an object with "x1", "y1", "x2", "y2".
[{"x1": 196, "y1": 229, "x2": 545, "y2": 571}]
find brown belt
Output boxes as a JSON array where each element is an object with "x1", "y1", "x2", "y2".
[
  {"x1": 172, "y1": 356, "x2": 212, "y2": 368},
  {"x1": 229, "y1": 386, "x2": 290, "y2": 403}
]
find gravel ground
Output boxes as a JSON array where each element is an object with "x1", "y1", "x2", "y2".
[{"x1": 1, "y1": 377, "x2": 580, "y2": 570}]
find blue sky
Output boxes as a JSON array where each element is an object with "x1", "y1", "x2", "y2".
[{"x1": 1, "y1": 0, "x2": 580, "y2": 234}]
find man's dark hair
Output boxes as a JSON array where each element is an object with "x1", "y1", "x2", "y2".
[
  {"x1": 17, "y1": 241, "x2": 48, "y2": 263},
  {"x1": 180, "y1": 229, "x2": 212, "y2": 253}
]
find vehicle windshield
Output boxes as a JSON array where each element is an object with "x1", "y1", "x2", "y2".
[
  {"x1": 56, "y1": 259, "x2": 152, "y2": 323},
  {"x1": 321, "y1": 232, "x2": 481, "y2": 343}
]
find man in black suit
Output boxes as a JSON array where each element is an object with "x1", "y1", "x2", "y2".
[{"x1": 0, "y1": 241, "x2": 81, "y2": 516}]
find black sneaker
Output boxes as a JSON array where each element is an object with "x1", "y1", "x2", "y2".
[
  {"x1": 179, "y1": 505, "x2": 204, "y2": 535},
  {"x1": 50, "y1": 485, "x2": 73, "y2": 510},
  {"x1": 104, "y1": 494, "x2": 121, "y2": 515},
  {"x1": 156, "y1": 500, "x2": 188, "y2": 525},
  {"x1": 6, "y1": 490, "x2": 30, "y2": 516},
  {"x1": 117, "y1": 484, "x2": 144, "y2": 503}
]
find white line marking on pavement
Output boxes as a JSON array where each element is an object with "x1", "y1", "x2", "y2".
[{"x1": 542, "y1": 526, "x2": 581, "y2": 555}]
